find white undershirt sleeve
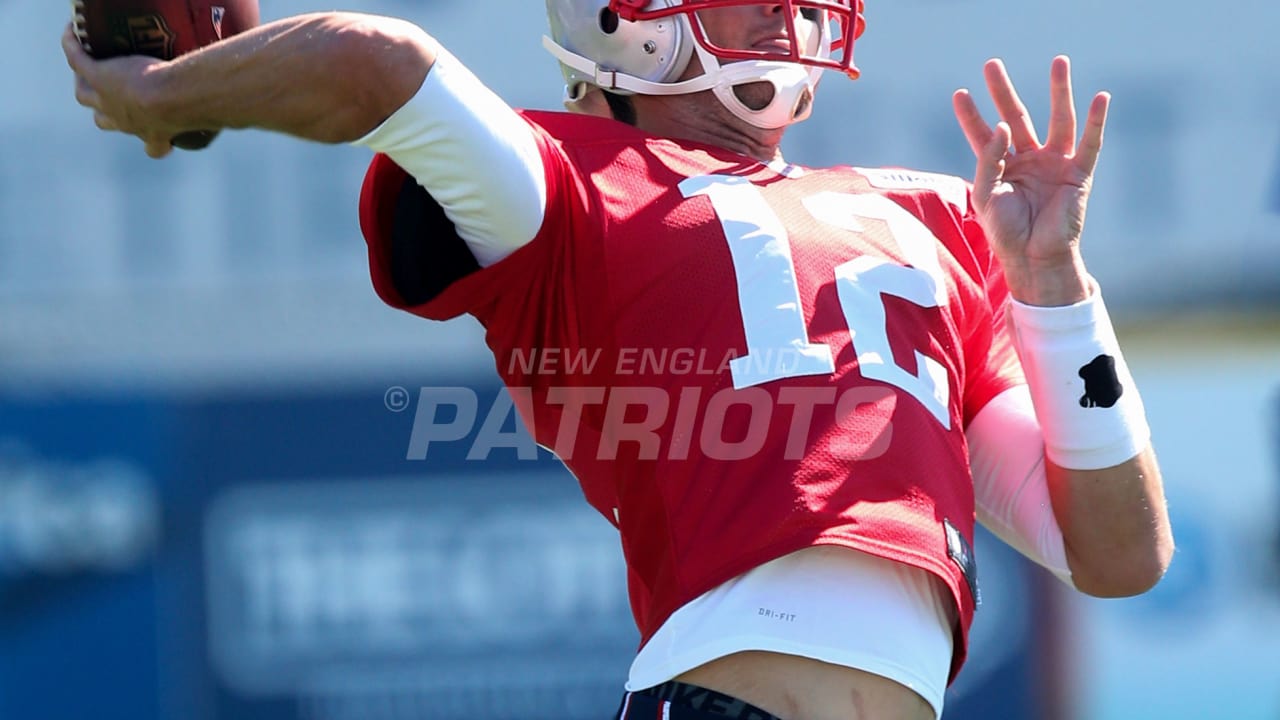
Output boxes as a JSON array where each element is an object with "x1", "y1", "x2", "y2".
[
  {"x1": 352, "y1": 42, "x2": 548, "y2": 267},
  {"x1": 967, "y1": 386, "x2": 1074, "y2": 587}
]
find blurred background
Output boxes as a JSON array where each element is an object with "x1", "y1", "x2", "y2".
[{"x1": 2, "y1": 0, "x2": 1278, "y2": 718}]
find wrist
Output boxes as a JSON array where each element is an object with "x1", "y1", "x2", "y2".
[
  {"x1": 1001, "y1": 252, "x2": 1090, "y2": 307},
  {"x1": 139, "y1": 61, "x2": 206, "y2": 135},
  {"x1": 1008, "y1": 282, "x2": 1151, "y2": 470}
]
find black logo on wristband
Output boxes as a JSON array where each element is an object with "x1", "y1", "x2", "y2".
[{"x1": 1079, "y1": 354, "x2": 1123, "y2": 408}]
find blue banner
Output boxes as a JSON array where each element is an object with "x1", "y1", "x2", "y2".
[{"x1": 0, "y1": 381, "x2": 1050, "y2": 720}]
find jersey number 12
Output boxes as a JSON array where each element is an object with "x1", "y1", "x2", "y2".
[{"x1": 680, "y1": 173, "x2": 951, "y2": 429}]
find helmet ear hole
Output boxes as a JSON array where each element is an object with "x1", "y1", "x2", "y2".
[{"x1": 598, "y1": 7, "x2": 620, "y2": 33}]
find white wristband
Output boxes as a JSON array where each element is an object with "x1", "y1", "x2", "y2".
[{"x1": 1009, "y1": 281, "x2": 1151, "y2": 470}]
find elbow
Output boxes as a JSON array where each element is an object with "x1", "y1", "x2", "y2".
[
  {"x1": 320, "y1": 14, "x2": 437, "y2": 143},
  {"x1": 1070, "y1": 533, "x2": 1175, "y2": 598}
]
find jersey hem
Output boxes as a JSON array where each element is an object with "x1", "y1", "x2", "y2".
[
  {"x1": 667, "y1": 532, "x2": 972, "y2": 682},
  {"x1": 625, "y1": 636, "x2": 945, "y2": 720}
]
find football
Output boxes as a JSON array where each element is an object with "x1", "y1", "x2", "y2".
[{"x1": 71, "y1": 0, "x2": 260, "y2": 150}]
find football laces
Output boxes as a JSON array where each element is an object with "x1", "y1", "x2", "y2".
[{"x1": 70, "y1": 0, "x2": 91, "y2": 52}]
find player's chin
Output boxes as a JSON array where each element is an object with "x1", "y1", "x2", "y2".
[
  {"x1": 730, "y1": 83, "x2": 813, "y2": 119},
  {"x1": 732, "y1": 81, "x2": 776, "y2": 111}
]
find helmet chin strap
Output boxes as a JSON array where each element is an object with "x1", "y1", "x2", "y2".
[
  {"x1": 542, "y1": 13, "x2": 827, "y2": 130},
  {"x1": 697, "y1": 46, "x2": 821, "y2": 129}
]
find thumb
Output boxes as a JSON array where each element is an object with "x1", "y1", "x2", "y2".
[
  {"x1": 144, "y1": 137, "x2": 173, "y2": 159},
  {"x1": 971, "y1": 121, "x2": 1010, "y2": 210}
]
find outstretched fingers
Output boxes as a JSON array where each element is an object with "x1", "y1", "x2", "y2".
[
  {"x1": 1075, "y1": 91, "x2": 1110, "y2": 175},
  {"x1": 983, "y1": 58, "x2": 1041, "y2": 152},
  {"x1": 953, "y1": 88, "x2": 1011, "y2": 208},
  {"x1": 971, "y1": 121, "x2": 1011, "y2": 210},
  {"x1": 952, "y1": 88, "x2": 992, "y2": 158},
  {"x1": 1044, "y1": 55, "x2": 1076, "y2": 155}
]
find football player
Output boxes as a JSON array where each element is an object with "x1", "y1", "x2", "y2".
[{"x1": 64, "y1": 1, "x2": 1174, "y2": 717}]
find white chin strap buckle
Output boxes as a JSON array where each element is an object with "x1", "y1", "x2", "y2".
[{"x1": 710, "y1": 58, "x2": 819, "y2": 129}]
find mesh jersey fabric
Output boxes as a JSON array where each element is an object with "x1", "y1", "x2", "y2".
[{"x1": 358, "y1": 110, "x2": 1025, "y2": 680}]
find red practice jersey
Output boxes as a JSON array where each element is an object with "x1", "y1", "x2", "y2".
[{"x1": 359, "y1": 110, "x2": 1025, "y2": 679}]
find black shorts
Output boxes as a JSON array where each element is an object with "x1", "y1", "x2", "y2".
[{"x1": 616, "y1": 681, "x2": 783, "y2": 720}]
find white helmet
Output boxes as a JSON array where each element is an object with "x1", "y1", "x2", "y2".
[{"x1": 543, "y1": 0, "x2": 866, "y2": 129}]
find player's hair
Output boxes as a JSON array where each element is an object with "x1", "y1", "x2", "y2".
[{"x1": 603, "y1": 91, "x2": 637, "y2": 126}]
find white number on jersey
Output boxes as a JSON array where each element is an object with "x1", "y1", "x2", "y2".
[{"x1": 680, "y1": 175, "x2": 952, "y2": 429}]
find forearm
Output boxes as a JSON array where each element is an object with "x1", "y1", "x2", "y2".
[
  {"x1": 1049, "y1": 448, "x2": 1173, "y2": 596},
  {"x1": 1006, "y1": 267, "x2": 1175, "y2": 596},
  {"x1": 144, "y1": 12, "x2": 435, "y2": 143}
]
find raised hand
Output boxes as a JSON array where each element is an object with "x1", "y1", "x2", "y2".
[{"x1": 953, "y1": 55, "x2": 1108, "y2": 306}]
